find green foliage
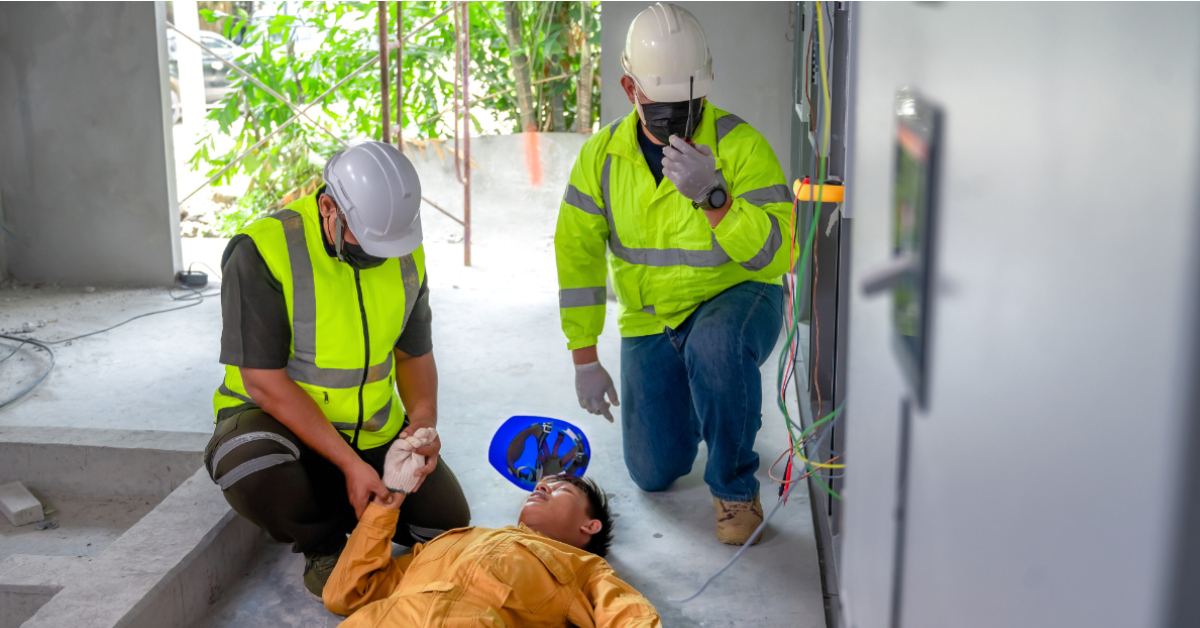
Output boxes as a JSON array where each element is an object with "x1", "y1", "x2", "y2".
[
  {"x1": 188, "y1": 1, "x2": 600, "y2": 236},
  {"x1": 516, "y1": 1, "x2": 601, "y2": 132}
]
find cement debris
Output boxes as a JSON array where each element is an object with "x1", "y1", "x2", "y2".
[{"x1": 0, "y1": 480, "x2": 44, "y2": 526}]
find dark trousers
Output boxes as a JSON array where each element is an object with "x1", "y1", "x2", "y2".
[{"x1": 204, "y1": 408, "x2": 471, "y2": 553}]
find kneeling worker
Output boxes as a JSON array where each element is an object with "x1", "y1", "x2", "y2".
[
  {"x1": 323, "y1": 475, "x2": 661, "y2": 627},
  {"x1": 205, "y1": 141, "x2": 470, "y2": 597},
  {"x1": 556, "y1": 3, "x2": 791, "y2": 545}
]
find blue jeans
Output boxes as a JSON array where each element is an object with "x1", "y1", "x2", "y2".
[{"x1": 620, "y1": 281, "x2": 784, "y2": 502}]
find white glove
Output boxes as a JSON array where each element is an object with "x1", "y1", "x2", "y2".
[
  {"x1": 662, "y1": 135, "x2": 718, "y2": 201},
  {"x1": 382, "y1": 427, "x2": 437, "y2": 494},
  {"x1": 575, "y1": 361, "x2": 619, "y2": 423}
]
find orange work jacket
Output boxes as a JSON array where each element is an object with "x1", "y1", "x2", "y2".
[{"x1": 324, "y1": 502, "x2": 662, "y2": 627}]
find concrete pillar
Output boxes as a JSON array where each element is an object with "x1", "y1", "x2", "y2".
[{"x1": 174, "y1": 0, "x2": 206, "y2": 139}]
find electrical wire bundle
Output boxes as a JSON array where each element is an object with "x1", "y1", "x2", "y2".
[
  {"x1": 773, "y1": 0, "x2": 844, "y2": 502},
  {"x1": 0, "y1": 263, "x2": 222, "y2": 410}
]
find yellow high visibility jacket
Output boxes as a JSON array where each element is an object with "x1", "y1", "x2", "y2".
[
  {"x1": 324, "y1": 502, "x2": 661, "y2": 627},
  {"x1": 212, "y1": 193, "x2": 425, "y2": 450},
  {"x1": 555, "y1": 104, "x2": 793, "y2": 349}
]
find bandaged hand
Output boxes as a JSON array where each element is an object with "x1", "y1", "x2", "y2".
[{"x1": 383, "y1": 427, "x2": 438, "y2": 494}]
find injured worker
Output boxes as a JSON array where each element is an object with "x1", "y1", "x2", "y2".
[{"x1": 323, "y1": 430, "x2": 661, "y2": 627}]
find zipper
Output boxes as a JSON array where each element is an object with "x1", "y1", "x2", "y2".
[{"x1": 352, "y1": 268, "x2": 370, "y2": 448}]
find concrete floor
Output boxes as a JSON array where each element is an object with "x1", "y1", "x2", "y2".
[
  {"x1": 0, "y1": 252, "x2": 824, "y2": 626},
  {"x1": 0, "y1": 133, "x2": 824, "y2": 627}
]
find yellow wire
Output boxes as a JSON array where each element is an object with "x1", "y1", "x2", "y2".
[
  {"x1": 793, "y1": 3, "x2": 840, "y2": 475},
  {"x1": 815, "y1": 1, "x2": 833, "y2": 161},
  {"x1": 794, "y1": 444, "x2": 846, "y2": 469}
]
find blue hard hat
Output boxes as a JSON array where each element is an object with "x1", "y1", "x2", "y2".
[{"x1": 488, "y1": 416, "x2": 591, "y2": 491}]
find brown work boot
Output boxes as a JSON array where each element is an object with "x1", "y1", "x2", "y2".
[{"x1": 714, "y1": 494, "x2": 764, "y2": 546}]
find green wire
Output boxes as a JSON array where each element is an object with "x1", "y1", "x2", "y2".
[
  {"x1": 793, "y1": 404, "x2": 844, "y2": 500},
  {"x1": 776, "y1": 0, "x2": 841, "y2": 500},
  {"x1": 800, "y1": 404, "x2": 842, "y2": 440},
  {"x1": 810, "y1": 472, "x2": 842, "y2": 500}
]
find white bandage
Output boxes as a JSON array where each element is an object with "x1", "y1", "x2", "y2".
[{"x1": 382, "y1": 427, "x2": 437, "y2": 494}]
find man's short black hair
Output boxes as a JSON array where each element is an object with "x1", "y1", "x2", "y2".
[{"x1": 550, "y1": 474, "x2": 614, "y2": 557}]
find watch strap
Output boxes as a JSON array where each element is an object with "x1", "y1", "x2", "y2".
[{"x1": 692, "y1": 185, "x2": 727, "y2": 211}]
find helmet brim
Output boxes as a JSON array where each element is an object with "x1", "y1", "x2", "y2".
[
  {"x1": 636, "y1": 73, "x2": 713, "y2": 103},
  {"x1": 353, "y1": 216, "x2": 423, "y2": 259}
]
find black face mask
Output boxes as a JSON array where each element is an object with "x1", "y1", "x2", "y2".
[
  {"x1": 340, "y1": 241, "x2": 387, "y2": 270},
  {"x1": 638, "y1": 97, "x2": 704, "y2": 144},
  {"x1": 333, "y1": 212, "x2": 388, "y2": 270}
]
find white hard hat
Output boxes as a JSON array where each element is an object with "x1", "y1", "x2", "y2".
[
  {"x1": 621, "y1": 3, "x2": 713, "y2": 103},
  {"x1": 322, "y1": 140, "x2": 423, "y2": 258}
]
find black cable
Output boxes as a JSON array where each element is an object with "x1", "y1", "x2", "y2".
[
  {"x1": 188, "y1": 260, "x2": 223, "y2": 281},
  {"x1": 0, "y1": 342, "x2": 20, "y2": 365},
  {"x1": 0, "y1": 280, "x2": 218, "y2": 409},
  {"x1": 0, "y1": 335, "x2": 55, "y2": 410},
  {"x1": 40, "y1": 284, "x2": 217, "y2": 345}
]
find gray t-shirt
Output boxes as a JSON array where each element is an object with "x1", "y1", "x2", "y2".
[{"x1": 218, "y1": 231, "x2": 433, "y2": 370}]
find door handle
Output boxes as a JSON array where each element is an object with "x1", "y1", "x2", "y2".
[{"x1": 861, "y1": 253, "x2": 917, "y2": 296}]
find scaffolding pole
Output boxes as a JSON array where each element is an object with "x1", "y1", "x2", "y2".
[
  {"x1": 397, "y1": 1, "x2": 404, "y2": 148},
  {"x1": 378, "y1": 1, "x2": 391, "y2": 145},
  {"x1": 453, "y1": 1, "x2": 472, "y2": 266}
]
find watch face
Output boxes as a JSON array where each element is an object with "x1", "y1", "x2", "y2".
[{"x1": 710, "y1": 188, "x2": 727, "y2": 208}]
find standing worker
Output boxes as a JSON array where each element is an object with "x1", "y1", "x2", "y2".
[
  {"x1": 205, "y1": 141, "x2": 470, "y2": 597},
  {"x1": 555, "y1": 3, "x2": 791, "y2": 545}
]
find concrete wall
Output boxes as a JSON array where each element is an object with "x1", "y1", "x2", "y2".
[
  {"x1": 840, "y1": 3, "x2": 1200, "y2": 627},
  {"x1": 0, "y1": 2, "x2": 180, "y2": 286},
  {"x1": 601, "y1": 1, "x2": 795, "y2": 173},
  {"x1": 408, "y1": 132, "x2": 589, "y2": 252}
]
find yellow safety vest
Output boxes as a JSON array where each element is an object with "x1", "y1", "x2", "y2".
[
  {"x1": 212, "y1": 193, "x2": 424, "y2": 450},
  {"x1": 555, "y1": 103, "x2": 793, "y2": 349}
]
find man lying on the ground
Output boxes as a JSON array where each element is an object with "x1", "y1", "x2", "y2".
[{"x1": 323, "y1": 474, "x2": 662, "y2": 627}]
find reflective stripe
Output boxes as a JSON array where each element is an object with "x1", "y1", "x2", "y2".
[
  {"x1": 642, "y1": 305, "x2": 656, "y2": 315},
  {"x1": 559, "y1": 287, "x2": 607, "y2": 308},
  {"x1": 563, "y1": 185, "x2": 603, "y2": 216},
  {"x1": 601, "y1": 155, "x2": 732, "y2": 268},
  {"x1": 407, "y1": 524, "x2": 445, "y2": 543},
  {"x1": 332, "y1": 397, "x2": 392, "y2": 433},
  {"x1": 217, "y1": 454, "x2": 296, "y2": 490},
  {"x1": 271, "y1": 209, "x2": 317, "y2": 364},
  {"x1": 716, "y1": 114, "x2": 746, "y2": 144},
  {"x1": 211, "y1": 431, "x2": 301, "y2": 489},
  {"x1": 399, "y1": 253, "x2": 421, "y2": 330},
  {"x1": 218, "y1": 382, "x2": 252, "y2": 404},
  {"x1": 611, "y1": 242, "x2": 731, "y2": 267},
  {"x1": 600, "y1": 154, "x2": 613, "y2": 211},
  {"x1": 607, "y1": 115, "x2": 626, "y2": 138},
  {"x1": 741, "y1": 184, "x2": 793, "y2": 207},
  {"x1": 287, "y1": 352, "x2": 393, "y2": 389},
  {"x1": 739, "y1": 214, "x2": 784, "y2": 272},
  {"x1": 212, "y1": 431, "x2": 301, "y2": 471},
  {"x1": 367, "y1": 356, "x2": 394, "y2": 384}
]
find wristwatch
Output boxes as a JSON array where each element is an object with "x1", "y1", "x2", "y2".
[{"x1": 692, "y1": 185, "x2": 728, "y2": 211}]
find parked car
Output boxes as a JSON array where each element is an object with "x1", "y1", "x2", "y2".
[{"x1": 166, "y1": 30, "x2": 247, "y2": 122}]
